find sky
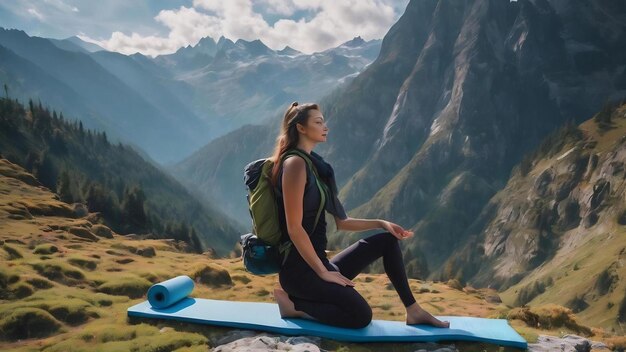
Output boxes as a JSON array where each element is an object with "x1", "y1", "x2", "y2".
[{"x1": 0, "y1": 0, "x2": 411, "y2": 57}]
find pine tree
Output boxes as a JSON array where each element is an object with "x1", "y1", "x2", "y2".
[
  {"x1": 189, "y1": 227, "x2": 203, "y2": 253},
  {"x1": 122, "y1": 185, "x2": 147, "y2": 233},
  {"x1": 57, "y1": 169, "x2": 73, "y2": 203}
]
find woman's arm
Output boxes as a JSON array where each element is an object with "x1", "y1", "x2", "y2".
[
  {"x1": 334, "y1": 216, "x2": 414, "y2": 240},
  {"x1": 283, "y1": 156, "x2": 354, "y2": 286}
]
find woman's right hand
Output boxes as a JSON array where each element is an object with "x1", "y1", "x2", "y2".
[{"x1": 318, "y1": 270, "x2": 355, "y2": 287}]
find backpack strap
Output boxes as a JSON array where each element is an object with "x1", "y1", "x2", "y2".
[
  {"x1": 278, "y1": 149, "x2": 327, "y2": 265},
  {"x1": 281, "y1": 149, "x2": 326, "y2": 231}
]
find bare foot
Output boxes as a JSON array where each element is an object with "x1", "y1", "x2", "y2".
[
  {"x1": 406, "y1": 304, "x2": 450, "y2": 328},
  {"x1": 274, "y1": 288, "x2": 306, "y2": 319}
]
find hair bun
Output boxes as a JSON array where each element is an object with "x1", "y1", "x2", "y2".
[{"x1": 291, "y1": 101, "x2": 299, "y2": 107}]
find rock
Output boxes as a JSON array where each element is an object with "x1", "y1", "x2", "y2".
[
  {"x1": 582, "y1": 212, "x2": 598, "y2": 228},
  {"x1": 136, "y1": 246, "x2": 155, "y2": 257},
  {"x1": 213, "y1": 335, "x2": 321, "y2": 352},
  {"x1": 534, "y1": 169, "x2": 553, "y2": 197},
  {"x1": 72, "y1": 203, "x2": 89, "y2": 218},
  {"x1": 528, "y1": 334, "x2": 609, "y2": 352},
  {"x1": 91, "y1": 224, "x2": 114, "y2": 238},
  {"x1": 68, "y1": 227, "x2": 99, "y2": 242},
  {"x1": 214, "y1": 330, "x2": 258, "y2": 346},
  {"x1": 589, "y1": 179, "x2": 610, "y2": 210}
]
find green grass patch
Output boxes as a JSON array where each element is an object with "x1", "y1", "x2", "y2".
[
  {"x1": 231, "y1": 275, "x2": 251, "y2": 284},
  {"x1": 0, "y1": 307, "x2": 62, "y2": 340},
  {"x1": 25, "y1": 276, "x2": 54, "y2": 289},
  {"x1": 33, "y1": 243, "x2": 59, "y2": 254},
  {"x1": 0, "y1": 267, "x2": 20, "y2": 290},
  {"x1": 32, "y1": 260, "x2": 86, "y2": 285},
  {"x1": 3, "y1": 244, "x2": 23, "y2": 259},
  {"x1": 42, "y1": 323, "x2": 207, "y2": 352},
  {"x1": 97, "y1": 275, "x2": 152, "y2": 299},
  {"x1": 67, "y1": 256, "x2": 98, "y2": 271},
  {"x1": 10, "y1": 282, "x2": 34, "y2": 298},
  {"x1": 255, "y1": 288, "x2": 269, "y2": 296}
]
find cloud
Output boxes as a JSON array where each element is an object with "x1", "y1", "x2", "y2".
[
  {"x1": 82, "y1": 0, "x2": 407, "y2": 57},
  {"x1": 27, "y1": 7, "x2": 45, "y2": 20},
  {"x1": 43, "y1": 0, "x2": 79, "y2": 13}
]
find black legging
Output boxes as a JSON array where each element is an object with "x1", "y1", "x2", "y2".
[{"x1": 278, "y1": 232, "x2": 417, "y2": 328}]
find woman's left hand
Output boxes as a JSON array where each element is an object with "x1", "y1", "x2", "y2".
[{"x1": 379, "y1": 220, "x2": 414, "y2": 240}]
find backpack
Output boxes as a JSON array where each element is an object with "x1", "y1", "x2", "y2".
[{"x1": 240, "y1": 149, "x2": 326, "y2": 275}]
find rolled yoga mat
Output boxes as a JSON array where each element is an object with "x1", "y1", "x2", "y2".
[
  {"x1": 146, "y1": 275, "x2": 195, "y2": 309},
  {"x1": 129, "y1": 276, "x2": 527, "y2": 349}
]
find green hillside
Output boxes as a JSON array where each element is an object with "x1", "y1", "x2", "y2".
[{"x1": 0, "y1": 97, "x2": 242, "y2": 255}]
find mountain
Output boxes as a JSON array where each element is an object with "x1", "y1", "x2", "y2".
[
  {"x1": 65, "y1": 35, "x2": 106, "y2": 52},
  {"x1": 0, "y1": 97, "x2": 242, "y2": 255},
  {"x1": 0, "y1": 28, "x2": 207, "y2": 164},
  {"x1": 171, "y1": 0, "x2": 626, "y2": 280},
  {"x1": 48, "y1": 36, "x2": 105, "y2": 54},
  {"x1": 443, "y1": 102, "x2": 626, "y2": 330},
  {"x1": 318, "y1": 0, "x2": 626, "y2": 272},
  {"x1": 0, "y1": 27, "x2": 382, "y2": 166},
  {"x1": 153, "y1": 35, "x2": 382, "y2": 144}
]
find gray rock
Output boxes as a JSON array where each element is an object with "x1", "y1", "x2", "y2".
[
  {"x1": 213, "y1": 334, "x2": 322, "y2": 352},
  {"x1": 528, "y1": 334, "x2": 610, "y2": 352}
]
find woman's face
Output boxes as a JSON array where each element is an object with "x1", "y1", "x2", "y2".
[{"x1": 297, "y1": 109, "x2": 329, "y2": 143}]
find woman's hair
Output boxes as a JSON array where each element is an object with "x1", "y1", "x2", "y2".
[{"x1": 269, "y1": 101, "x2": 320, "y2": 187}]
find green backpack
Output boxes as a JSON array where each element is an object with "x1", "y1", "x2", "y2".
[{"x1": 241, "y1": 149, "x2": 326, "y2": 275}]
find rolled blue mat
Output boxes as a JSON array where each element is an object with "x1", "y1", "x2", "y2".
[{"x1": 147, "y1": 275, "x2": 195, "y2": 309}]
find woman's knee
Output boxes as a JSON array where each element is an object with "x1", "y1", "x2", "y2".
[
  {"x1": 344, "y1": 304, "x2": 372, "y2": 328},
  {"x1": 344, "y1": 296, "x2": 372, "y2": 328}
]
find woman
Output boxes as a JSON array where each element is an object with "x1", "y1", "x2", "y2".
[{"x1": 271, "y1": 101, "x2": 450, "y2": 329}]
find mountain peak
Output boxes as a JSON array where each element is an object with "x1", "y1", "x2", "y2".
[
  {"x1": 277, "y1": 45, "x2": 301, "y2": 56},
  {"x1": 235, "y1": 38, "x2": 273, "y2": 56},
  {"x1": 342, "y1": 36, "x2": 366, "y2": 48}
]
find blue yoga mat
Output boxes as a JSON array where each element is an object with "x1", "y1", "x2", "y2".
[{"x1": 127, "y1": 276, "x2": 527, "y2": 349}]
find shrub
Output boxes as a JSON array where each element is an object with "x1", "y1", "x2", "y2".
[
  {"x1": 508, "y1": 304, "x2": 592, "y2": 336},
  {"x1": 0, "y1": 308, "x2": 62, "y2": 340}
]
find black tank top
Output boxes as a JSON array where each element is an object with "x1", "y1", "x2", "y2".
[{"x1": 277, "y1": 153, "x2": 328, "y2": 256}]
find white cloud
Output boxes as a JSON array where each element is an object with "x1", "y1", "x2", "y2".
[
  {"x1": 27, "y1": 7, "x2": 45, "y2": 20},
  {"x1": 82, "y1": 0, "x2": 406, "y2": 57},
  {"x1": 43, "y1": 0, "x2": 79, "y2": 13}
]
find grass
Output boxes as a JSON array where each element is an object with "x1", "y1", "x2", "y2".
[
  {"x1": 0, "y1": 307, "x2": 62, "y2": 340},
  {"x1": 96, "y1": 275, "x2": 152, "y2": 299},
  {"x1": 67, "y1": 256, "x2": 98, "y2": 271},
  {"x1": 3, "y1": 244, "x2": 23, "y2": 259},
  {"x1": 1, "y1": 156, "x2": 624, "y2": 351},
  {"x1": 31, "y1": 260, "x2": 86, "y2": 285},
  {"x1": 32, "y1": 243, "x2": 59, "y2": 254}
]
